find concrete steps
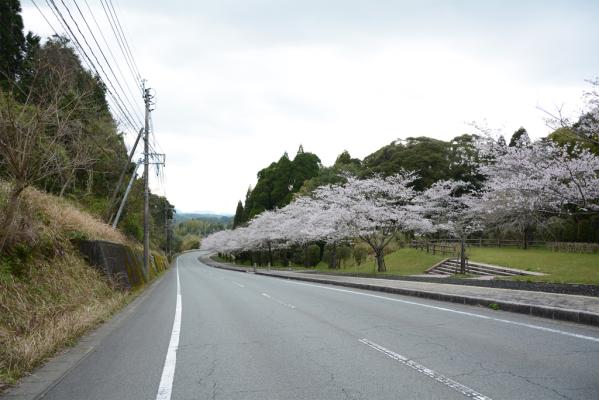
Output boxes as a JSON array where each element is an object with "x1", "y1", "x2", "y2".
[{"x1": 426, "y1": 258, "x2": 540, "y2": 277}]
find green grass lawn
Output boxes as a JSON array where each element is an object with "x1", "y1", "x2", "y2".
[
  {"x1": 215, "y1": 246, "x2": 599, "y2": 284},
  {"x1": 467, "y1": 247, "x2": 599, "y2": 284},
  {"x1": 313, "y1": 248, "x2": 445, "y2": 276}
]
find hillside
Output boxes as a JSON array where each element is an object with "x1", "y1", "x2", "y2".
[{"x1": 0, "y1": 182, "x2": 140, "y2": 385}]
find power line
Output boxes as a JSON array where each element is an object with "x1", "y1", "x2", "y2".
[
  {"x1": 70, "y1": 0, "x2": 144, "y2": 123},
  {"x1": 82, "y1": 0, "x2": 142, "y2": 109},
  {"x1": 99, "y1": 0, "x2": 141, "y2": 89},
  {"x1": 43, "y1": 0, "x2": 142, "y2": 135},
  {"x1": 106, "y1": 0, "x2": 142, "y2": 82},
  {"x1": 55, "y1": 0, "x2": 143, "y2": 129}
]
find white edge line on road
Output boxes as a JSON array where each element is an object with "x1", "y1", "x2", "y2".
[
  {"x1": 261, "y1": 292, "x2": 296, "y2": 309},
  {"x1": 280, "y1": 279, "x2": 599, "y2": 343},
  {"x1": 359, "y1": 338, "x2": 492, "y2": 400},
  {"x1": 156, "y1": 258, "x2": 182, "y2": 400}
]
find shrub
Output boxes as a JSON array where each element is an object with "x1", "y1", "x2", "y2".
[
  {"x1": 306, "y1": 244, "x2": 321, "y2": 267},
  {"x1": 353, "y1": 246, "x2": 368, "y2": 266}
]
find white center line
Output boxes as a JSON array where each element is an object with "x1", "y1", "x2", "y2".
[
  {"x1": 280, "y1": 279, "x2": 599, "y2": 343},
  {"x1": 231, "y1": 281, "x2": 245, "y2": 288},
  {"x1": 359, "y1": 338, "x2": 492, "y2": 400},
  {"x1": 261, "y1": 292, "x2": 296, "y2": 309},
  {"x1": 156, "y1": 258, "x2": 182, "y2": 400}
]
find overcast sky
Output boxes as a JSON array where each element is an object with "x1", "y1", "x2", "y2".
[{"x1": 23, "y1": 0, "x2": 599, "y2": 214}]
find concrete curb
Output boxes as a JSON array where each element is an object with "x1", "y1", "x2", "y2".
[
  {"x1": 0, "y1": 264, "x2": 174, "y2": 400},
  {"x1": 199, "y1": 256, "x2": 248, "y2": 273},
  {"x1": 252, "y1": 271, "x2": 599, "y2": 327}
]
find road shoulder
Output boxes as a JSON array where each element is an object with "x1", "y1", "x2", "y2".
[{"x1": 0, "y1": 267, "x2": 172, "y2": 400}]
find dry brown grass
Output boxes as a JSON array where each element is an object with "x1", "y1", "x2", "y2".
[
  {"x1": 0, "y1": 252, "x2": 130, "y2": 385},
  {"x1": 0, "y1": 182, "x2": 139, "y2": 386},
  {"x1": 23, "y1": 185, "x2": 131, "y2": 246}
]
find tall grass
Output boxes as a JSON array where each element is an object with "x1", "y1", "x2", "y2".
[{"x1": 0, "y1": 182, "x2": 135, "y2": 385}]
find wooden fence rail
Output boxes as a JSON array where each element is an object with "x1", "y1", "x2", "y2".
[{"x1": 411, "y1": 239, "x2": 599, "y2": 254}]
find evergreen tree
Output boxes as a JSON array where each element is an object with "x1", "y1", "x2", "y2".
[
  {"x1": 0, "y1": 0, "x2": 26, "y2": 87},
  {"x1": 241, "y1": 186, "x2": 253, "y2": 222},
  {"x1": 497, "y1": 135, "x2": 507, "y2": 147},
  {"x1": 509, "y1": 127, "x2": 530, "y2": 147},
  {"x1": 242, "y1": 148, "x2": 321, "y2": 220},
  {"x1": 233, "y1": 200, "x2": 244, "y2": 228},
  {"x1": 362, "y1": 137, "x2": 452, "y2": 190}
]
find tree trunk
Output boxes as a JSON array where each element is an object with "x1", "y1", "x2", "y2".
[
  {"x1": 303, "y1": 245, "x2": 309, "y2": 267},
  {"x1": 375, "y1": 251, "x2": 386, "y2": 273},
  {"x1": 282, "y1": 250, "x2": 289, "y2": 267},
  {"x1": 59, "y1": 169, "x2": 74, "y2": 197},
  {"x1": 460, "y1": 236, "x2": 466, "y2": 274},
  {"x1": 0, "y1": 184, "x2": 25, "y2": 254},
  {"x1": 267, "y1": 242, "x2": 273, "y2": 267},
  {"x1": 329, "y1": 243, "x2": 338, "y2": 269},
  {"x1": 86, "y1": 169, "x2": 93, "y2": 195},
  {"x1": 522, "y1": 226, "x2": 529, "y2": 250}
]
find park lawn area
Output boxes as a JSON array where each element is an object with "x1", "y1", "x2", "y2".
[
  {"x1": 468, "y1": 247, "x2": 599, "y2": 284},
  {"x1": 314, "y1": 248, "x2": 445, "y2": 276}
]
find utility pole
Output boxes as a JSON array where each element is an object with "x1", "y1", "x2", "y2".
[
  {"x1": 164, "y1": 205, "x2": 171, "y2": 259},
  {"x1": 143, "y1": 82, "x2": 153, "y2": 276}
]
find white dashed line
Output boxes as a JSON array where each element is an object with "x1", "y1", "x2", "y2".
[
  {"x1": 231, "y1": 281, "x2": 245, "y2": 288},
  {"x1": 359, "y1": 338, "x2": 492, "y2": 400},
  {"x1": 261, "y1": 292, "x2": 296, "y2": 309}
]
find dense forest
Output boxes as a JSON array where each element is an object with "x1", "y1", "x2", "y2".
[{"x1": 0, "y1": 1, "x2": 174, "y2": 257}]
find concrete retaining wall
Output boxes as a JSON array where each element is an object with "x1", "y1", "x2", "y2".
[{"x1": 76, "y1": 240, "x2": 169, "y2": 289}]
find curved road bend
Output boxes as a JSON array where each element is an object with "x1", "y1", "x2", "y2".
[{"x1": 42, "y1": 250, "x2": 599, "y2": 400}]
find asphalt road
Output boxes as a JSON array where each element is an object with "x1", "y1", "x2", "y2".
[{"x1": 41, "y1": 250, "x2": 599, "y2": 400}]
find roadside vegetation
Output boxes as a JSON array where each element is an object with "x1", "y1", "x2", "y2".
[
  {"x1": 468, "y1": 247, "x2": 599, "y2": 284},
  {"x1": 0, "y1": 184, "x2": 134, "y2": 385},
  {"x1": 0, "y1": 3, "x2": 173, "y2": 387},
  {"x1": 217, "y1": 244, "x2": 599, "y2": 284}
]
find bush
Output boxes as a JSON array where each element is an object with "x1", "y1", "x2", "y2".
[
  {"x1": 337, "y1": 245, "x2": 352, "y2": 267},
  {"x1": 353, "y1": 246, "x2": 368, "y2": 266},
  {"x1": 306, "y1": 244, "x2": 321, "y2": 267},
  {"x1": 180, "y1": 235, "x2": 201, "y2": 251}
]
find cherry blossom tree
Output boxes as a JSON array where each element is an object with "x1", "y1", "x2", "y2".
[
  {"x1": 414, "y1": 180, "x2": 481, "y2": 272},
  {"x1": 475, "y1": 136, "x2": 599, "y2": 248},
  {"x1": 202, "y1": 173, "x2": 433, "y2": 272},
  {"x1": 314, "y1": 173, "x2": 431, "y2": 272}
]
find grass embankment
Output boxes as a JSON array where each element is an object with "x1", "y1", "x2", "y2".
[
  {"x1": 468, "y1": 247, "x2": 599, "y2": 284},
  {"x1": 312, "y1": 248, "x2": 445, "y2": 276},
  {"x1": 0, "y1": 184, "x2": 138, "y2": 386},
  {"x1": 219, "y1": 248, "x2": 444, "y2": 276}
]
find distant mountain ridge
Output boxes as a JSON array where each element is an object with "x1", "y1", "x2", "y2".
[{"x1": 174, "y1": 212, "x2": 233, "y2": 224}]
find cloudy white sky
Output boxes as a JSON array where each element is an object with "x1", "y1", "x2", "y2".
[{"x1": 22, "y1": 0, "x2": 599, "y2": 214}]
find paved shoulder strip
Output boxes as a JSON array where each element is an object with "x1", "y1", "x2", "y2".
[
  {"x1": 359, "y1": 338, "x2": 492, "y2": 400},
  {"x1": 155, "y1": 260, "x2": 182, "y2": 400}
]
